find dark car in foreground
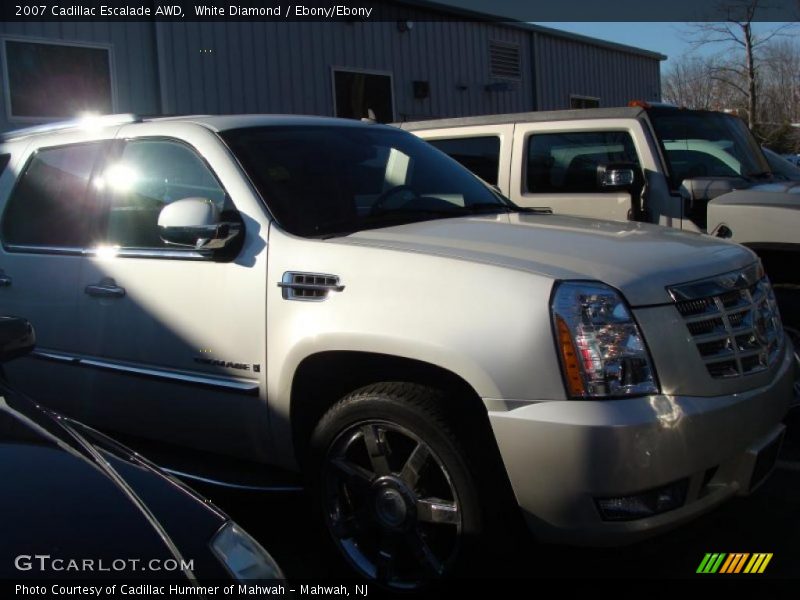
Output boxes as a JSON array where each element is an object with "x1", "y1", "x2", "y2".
[{"x1": 0, "y1": 316, "x2": 283, "y2": 584}]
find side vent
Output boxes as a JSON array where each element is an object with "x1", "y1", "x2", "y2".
[
  {"x1": 489, "y1": 40, "x2": 521, "y2": 79},
  {"x1": 278, "y1": 272, "x2": 345, "y2": 301}
]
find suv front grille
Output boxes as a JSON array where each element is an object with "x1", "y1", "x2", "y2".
[{"x1": 670, "y1": 265, "x2": 784, "y2": 379}]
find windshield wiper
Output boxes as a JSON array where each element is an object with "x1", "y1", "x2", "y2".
[
  {"x1": 745, "y1": 170, "x2": 774, "y2": 180},
  {"x1": 316, "y1": 208, "x2": 464, "y2": 239},
  {"x1": 465, "y1": 202, "x2": 515, "y2": 214}
]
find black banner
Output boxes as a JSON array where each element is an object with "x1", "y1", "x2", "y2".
[{"x1": 2, "y1": 0, "x2": 799, "y2": 22}]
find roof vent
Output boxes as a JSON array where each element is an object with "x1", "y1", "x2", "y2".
[{"x1": 489, "y1": 41, "x2": 521, "y2": 79}]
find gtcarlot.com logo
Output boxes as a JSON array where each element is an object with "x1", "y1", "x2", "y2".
[
  {"x1": 696, "y1": 553, "x2": 773, "y2": 574},
  {"x1": 14, "y1": 555, "x2": 194, "y2": 573}
]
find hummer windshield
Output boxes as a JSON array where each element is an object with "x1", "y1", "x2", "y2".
[
  {"x1": 647, "y1": 108, "x2": 771, "y2": 189},
  {"x1": 223, "y1": 125, "x2": 516, "y2": 238}
]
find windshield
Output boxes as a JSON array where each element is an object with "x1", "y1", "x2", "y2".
[
  {"x1": 648, "y1": 109, "x2": 770, "y2": 188},
  {"x1": 222, "y1": 125, "x2": 512, "y2": 237}
]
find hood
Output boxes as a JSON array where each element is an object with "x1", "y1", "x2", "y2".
[
  {"x1": 334, "y1": 213, "x2": 756, "y2": 306},
  {"x1": 708, "y1": 183, "x2": 800, "y2": 246},
  {"x1": 710, "y1": 181, "x2": 800, "y2": 209},
  {"x1": 0, "y1": 391, "x2": 227, "y2": 579}
]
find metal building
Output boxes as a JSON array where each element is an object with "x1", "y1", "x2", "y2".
[{"x1": 0, "y1": 3, "x2": 664, "y2": 132}]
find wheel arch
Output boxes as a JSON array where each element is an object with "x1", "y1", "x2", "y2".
[{"x1": 289, "y1": 351, "x2": 495, "y2": 468}]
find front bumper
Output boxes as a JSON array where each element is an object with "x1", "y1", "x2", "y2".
[{"x1": 487, "y1": 344, "x2": 794, "y2": 546}]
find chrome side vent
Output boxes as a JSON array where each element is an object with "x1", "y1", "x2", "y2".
[
  {"x1": 278, "y1": 272, "x2": 344, "y2": 301},
  {"x1": 669, "y1": 264, "x2": 784, "y2": 379}
]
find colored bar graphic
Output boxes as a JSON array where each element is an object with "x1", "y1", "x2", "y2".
[
  {"x1": 723, "y1": 553, "x2": 749, "y2": 573},
  {"x1": 698, "y1": 552, "x2": 773, "y2": 574}
]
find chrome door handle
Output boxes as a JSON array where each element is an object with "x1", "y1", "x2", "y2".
[
  {"x1": 0, "y1": 269, "x2": 10, "y2": 287},
  {"x1": 85, "y1": 278, "x2": 126, "y2": 299}
]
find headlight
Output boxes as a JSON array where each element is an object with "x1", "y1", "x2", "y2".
[
  {"x1": 551, "y1": 281, "x2": 658, "y2": 399},
  {"x1": 211, "y1": 521, "x2": 284, "y2": 580}
]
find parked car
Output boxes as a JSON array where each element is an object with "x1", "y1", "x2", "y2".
[
  {"x1": 0, "y1": 315, "x2": 283, "y2": 583},
  {"x1": 780, "y1": 153, "x2": 800, "y2": 167},
  {"x1": 0, "y1": 114, "x2": 793, "y2": 588},
  {"x1": 397, "y1": 103, "x2": 800, "y2": 347},
  {"x1": 763, "y1": 147, "x2": 800, "y2": 181}
]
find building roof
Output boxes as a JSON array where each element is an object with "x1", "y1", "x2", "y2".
[{"x1": 401, "y1": 1, "x2": 668, "y2": 61}]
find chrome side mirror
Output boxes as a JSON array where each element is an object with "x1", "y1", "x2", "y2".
[
  {"x1": 158, "y1": 198, "x2": 242, "y2": 251},
  {"x1": 597, "y1": 162, "x2": 641, "y2": 192}
]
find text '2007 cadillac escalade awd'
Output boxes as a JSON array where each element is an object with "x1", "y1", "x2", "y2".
[{"x1": 0, "y1": 114, "x2": 794, "y2": 588}]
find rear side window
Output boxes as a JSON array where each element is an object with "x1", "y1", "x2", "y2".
[
  {"x1": 0, "y1": 154, "x2": 10, "y2": 175},
  {"x1": 526, "y1": 131, "x2": 639, "y2": 193},
  {"x1": 2, "y1": 143, "x2": 103, "y2": 248},
  {"x1": 98, "y1": 139, "x2": 227, "y2": 249},
  {"x1": 427, "y1": 136, "x2": 501, "y2": 185}
]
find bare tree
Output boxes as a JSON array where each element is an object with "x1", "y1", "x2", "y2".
[
  {"x1": 663, "y1": 55, "x2": 740, "y2": 110},
  {"x1": 760, "y1": 39, "x2": 800, "y2": 123},
  {"x1": 683, "y1": 0, "x2": 795, "y2": 128}
]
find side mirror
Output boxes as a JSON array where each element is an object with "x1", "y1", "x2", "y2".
[
  {"x1": 0, "y1": 316, "x2": 35, "y2": 363},
  {"x1": 596, "y1": 162, "x2": 643, "y2": 192},
  {"x1": 597, "y1": 162, "x2": 647, "y2": 221},
  {"x1": 679, "y1": 177, "x2": 748, "y2": 207},
  {"x1": 158, "y1": 198, "x2": 242, "y2": 251}
]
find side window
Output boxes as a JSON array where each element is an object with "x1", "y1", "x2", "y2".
[
  {"x1": 2, "y1": 143, "x2": 103, "y2": 248},
  {"x1": 526, "y1": 131, "x2": 639, "y2": 193},
  {"x1": 427, "y1": 136, "x2": 501, "y2": 185},
  {"x1": 99, "y1": 140, "x2": 227, "y2": 249}
]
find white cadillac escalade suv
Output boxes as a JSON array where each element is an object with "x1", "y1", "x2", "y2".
[{"x1": 0, "y1": 114, "x2": 794, "y2": 587}]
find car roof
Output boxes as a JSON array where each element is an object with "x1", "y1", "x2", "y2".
[
  {"x1": 395, "y1": 106, "x2": 647, "y2": 131},
  {"x1": 0, "y1": 113, "x2": 392, "y2": 143}
]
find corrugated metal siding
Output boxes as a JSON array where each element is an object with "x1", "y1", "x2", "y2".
[
  {"x1": 0, "y1": 22, "x2": 160, "y2": 131},
  {"x1": 533, "y1": 32, "x2": 661, "y2": 111},
  {"x1": 0, "y1": 18, "x2": 662, "y2": 132},
  {"x1": 156, "y1": 18, "x2": 534, "y2": 122}
]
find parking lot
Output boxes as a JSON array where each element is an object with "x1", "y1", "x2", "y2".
[{"x1": 193, "y1": 409, "x2": 800, "y2": 585}]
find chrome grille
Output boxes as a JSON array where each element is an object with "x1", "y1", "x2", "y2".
[{"x1": 669, "y1": 265, "x2": 784, "y2": 379}]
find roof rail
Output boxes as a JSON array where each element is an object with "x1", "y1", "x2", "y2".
[{"x1": 1, "y1": 113, "x2": 141, "y2": 142}]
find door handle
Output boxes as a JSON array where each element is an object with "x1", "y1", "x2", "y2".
[
  {"x1": 85, "y1": 278, "x2": 126, "y2": 299},
  {"x1": 0, "y1": 269, "x2": 10, "y2": 287}
]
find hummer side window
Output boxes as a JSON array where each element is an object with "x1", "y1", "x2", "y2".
[
  {"x1": 427, "y1": 136, "x2": 501, "y2": 185},
  {"x1": 1, "y1": 142, "x2": 103, "y2": 248},
  {"x1": 97, "y1": 140, "x2": 227, "y2": 249},
  {"x1": 526, "y1": 131, "x2": 639, "y2": 193}
]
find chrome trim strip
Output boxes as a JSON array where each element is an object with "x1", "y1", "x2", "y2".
[
  {"x1": 164, "y1": 468, "x2": 304, "y2": 493},
  {"x1": 30, "y1": 349, "x2": 258, "y2": 393},
  {"x1": 3, "y1": 245, "x2": 206, "y2": 260},
  {"x1": 667, "y1": 262, "x2": 763, "y2": 302},
  {"x1": 30, "y1": 350, "x2": 79, "y2": 363},
  {"x1": 4, "y1": 244, "x2": 83, "y2": 256},
  {"x1": 80, "y1": 358, "x2": 259, "y2": 392},
  {"x1": 83, "y1": 248, "x2": 209, "y2": 260}
]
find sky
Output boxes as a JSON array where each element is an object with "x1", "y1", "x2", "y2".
[{"x1": 535, "y1": 23, "x2": 689, "y2": 66}]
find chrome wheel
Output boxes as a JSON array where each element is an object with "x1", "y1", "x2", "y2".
[{"x1": 323, "y1": 420, "x2": 461, "y2": 589}]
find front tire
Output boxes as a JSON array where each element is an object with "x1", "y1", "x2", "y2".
[{"x1": 308, "y1": 382, "x2": 485, "y2": 589}]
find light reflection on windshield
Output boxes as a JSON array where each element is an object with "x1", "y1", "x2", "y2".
[
  {"x1": 649, "y1": 110, "x2": 770, "y2": 188},
  {"x1": 222, "y1": 125, "x2": 512, "y2": 238}
]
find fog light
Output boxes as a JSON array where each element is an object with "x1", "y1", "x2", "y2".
[{"x1": 596, "y1": 479, "x2": 688, "y2": 521}]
